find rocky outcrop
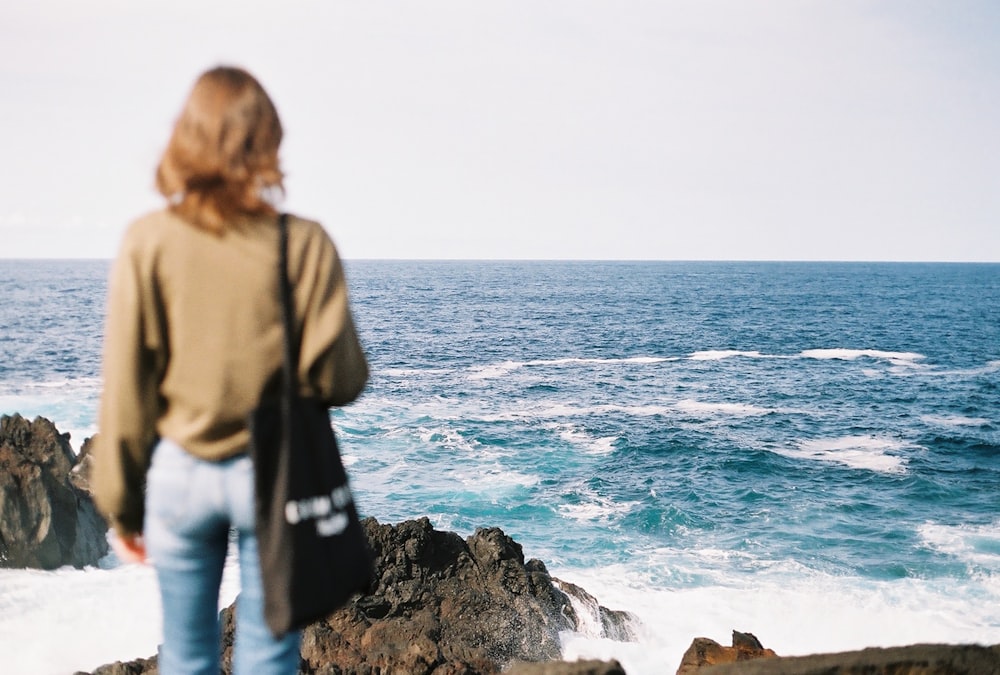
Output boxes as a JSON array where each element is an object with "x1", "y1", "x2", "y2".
[
  {"x1": 676, "y1": 633, "x2": 1000, "y2": 674},
  {"x1": 82, "y1": 656, "x2": 627, "y2": 675},
  {"x1": 81, "y1": 656, "x2": 158, "y2": 675},
  {"x1": 554, "y1": 578, "x2": 639, "y2": 644},
  {"x1": 83, "y1": 517, "x2": 638, "y2": 674},
  {"x1": 0, "y1": 414, "x2": 108, "y2": 569},
  {"x1": 677, "y1": 632, "x2": 778, "y2": 674},
  {"x1": 267, "y1": 517, "x2": 638, "y2": 674}
]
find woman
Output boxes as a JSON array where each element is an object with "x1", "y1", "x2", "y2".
[{"x1": 93, "y1": 66, "x2": 368, "y2": 674}]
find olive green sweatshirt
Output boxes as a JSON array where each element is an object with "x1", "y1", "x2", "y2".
[{"x1": 92, "y1": 209, "x2": 368, "y2": 535}]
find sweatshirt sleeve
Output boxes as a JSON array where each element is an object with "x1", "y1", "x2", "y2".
[
  {"x1": 92, "y1": 232, "x2": 166, "y2": 535},
  {"x1": 295, "y1": 224, "x2": 369, "y2": 407}
]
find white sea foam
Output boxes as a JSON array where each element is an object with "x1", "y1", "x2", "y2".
[
  {"x1": 0, "y1": 564, "x2": 160, "y2": 675},
  {"x1": 558, "y1": 427, "x2": 618, "y2": 455},
  {"x1": 557, "y1": 502, "x2": 628, "y2": 523},
  {"x1": 799, "y1": 349, "x2": 926, "y2": 367},
  {"x1": 675, "y1": 399, "x2": 772, "y2": 417},
  {"x1": 931, "y1": 360, "x2": 1000, "y2": 377},
  {"x1": 613, "y1": 356, "x2": 674, "y2": 364},
  {"x1": 526, "y1": 356, "x2": 673, "y2": 366},
  {"x1": 542, "y1": 403, "x2": 675, "y2": 419},
  {"x1": 467, "y1": 356, "x2": 673, "y2": 381},
  {"x1": 416, "y1": 426, "x2": 483, "y2": 454},
  {"x1": 0, "y1": 542, "x2": 241, "y2": 675},
  {"x1": 689, "y1": 350, "x2": 766, "y2": 361},
  {"x1": 554, "y1": 563, "x2": 1000, "y2": 675},
  {"x1": 772, "y1": 435, "x2": 910, "y2": 474},
  {"x1": 0, "y1": 376, "x2": 103, "y2": 393},
  {"x1": 380, "y1": 367, "x2": 451, "y2": 377},
  {"x1": 589, "y1": 404, "x2": 673, "y2": 417},
  {"x1": 921, "y1": 414, "x2": 991, "y2": 428},
  {"x1": 918, "y1": 521, "x2": 1000, "y2": 569},
  {"x1": 558, "y1": 493, "x2": 638, "y2": 524},
  {"x1": 466, "y1": 360, "x2": 524, "y2": 380},
  {"x1": 475, "y1": 402, "x2": 675, "y2": 424},
  {"x1": 452, "y1": 465, "x2": 540, "y2": 491}
]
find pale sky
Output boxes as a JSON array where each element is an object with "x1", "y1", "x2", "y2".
[{"x1": 1, "y1": 1, "x2": 998, "y2": 261}]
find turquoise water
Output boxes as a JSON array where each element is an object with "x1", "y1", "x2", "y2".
[{"x1": 1, "y1": 259, "x2": 999, "y2": 673}]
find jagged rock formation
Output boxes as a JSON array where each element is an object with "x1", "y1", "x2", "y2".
[
  {"x1": 677, "y1": 631, "x2": 778, "y2": 674},
  {"x1": 70, "y1": 432, "x2": 97, "y2": 494},
  {"x1": 83, "y1": 517, "x2": 638, "y2": 674},
  {"x1": 0, "y1": 413, "x2": 108, "y2": 569},
  {"x1": 80, "y1": 656, "x2": 157, "y2": 675},
  {"x1": 554, "y1": 578, "x2": 639, "y2": 644},
  {"x1": 245, "y1": 517, "x2": 639, "y2": 674}
]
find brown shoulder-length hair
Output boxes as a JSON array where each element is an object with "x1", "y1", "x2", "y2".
[{"x1": 156, "y1": 66, "x2": 284, "y2": 233}]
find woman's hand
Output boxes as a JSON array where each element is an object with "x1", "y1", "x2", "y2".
[{"x1": 112, "y1": 530, "x2": 147, "y2": 564}]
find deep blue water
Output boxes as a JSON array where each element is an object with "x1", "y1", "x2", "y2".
[{"x1": 1, "y1": 259, "x2": 999, "y2": 667}]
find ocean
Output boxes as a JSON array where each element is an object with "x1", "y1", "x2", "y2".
[{"x1": 1, "y1": 259, "x2": 998, "y2": 674}]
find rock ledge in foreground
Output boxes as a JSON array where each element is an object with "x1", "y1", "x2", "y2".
[
  {"x1": 84, "y1": 517, "x2": 639, "y2": 674},
  {"x1": 280, "y1": 517, "x2": 640, "y2": 673},
  {"x1": 677, "y1": 632, "x2": 1000, "y2": 675}
]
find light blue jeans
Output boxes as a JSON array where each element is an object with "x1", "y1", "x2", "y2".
[{"x1": 144, "y1": 438, "x2": 301, "y2": 675}]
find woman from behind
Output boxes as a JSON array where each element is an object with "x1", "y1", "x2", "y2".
[{"x1": 93, "y1": 66, "x2": 368, "y2": 675}]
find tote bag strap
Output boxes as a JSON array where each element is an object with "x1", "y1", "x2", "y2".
[{"x1": 277, "y1": 213, "x2": 300, "y2": 402}]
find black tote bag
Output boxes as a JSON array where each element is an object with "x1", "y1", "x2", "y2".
[{"x1": 248, "y1": 213, "x2": 373, "y2": 637}]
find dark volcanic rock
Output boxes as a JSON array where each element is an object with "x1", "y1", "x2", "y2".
[
  {"x1": 294, "y1": 517, "x2": 635, "y2": 674},
  {"x1": 0, "y1": 413, "x2": 109, "y2": 569},
  {"x1": 79, "y1": 656, "x2": 158, "y2": 675},
  {"x1": 84, "y1": 517, "x2": 639, "y2": 674}
]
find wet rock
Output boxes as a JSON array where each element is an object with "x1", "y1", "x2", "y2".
[
  {"x1": 77, "y1": 656, "x2": 158, "y2": 675},
  {"x1": 0, "y1": 414, "x2": 109, "y2": 569},
  {"x1": 677, "y1": 632, "x2": 779, "y2": 674},
  {"x1": 553, "y1": 578, "x2": 641, "y2": 644},
  {"x1": 698, "y1": 643, "x2": 1000, "y2": 673},
  {"x1": 676, "y1": 634, "x2": 1000, "y2": 674},
  {"x1": 70, "y1": 433, "x2": 97, "y2": 494},
  {"x1": 295, "y1": 517, "x2": 636, "y2": 673},
  {"x1": 87, "y1": 517, "x2": 638, "y2": 674}
]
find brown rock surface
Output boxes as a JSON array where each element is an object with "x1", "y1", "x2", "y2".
[
  {"x1": 698, "y1": 644, "x2": 1000, "y2": 674},
  {"x1": 0, "y1": 413, "x2": 109, "y2": 569},
  {"x1": 85, "y1": 517, "x2": 638, "y2": 674},
  {"x1": 79, "y1": 656, "x2": 158, "y2": 675},
  {"x1": 291, "y1": 517, "x2": 639, "y2": 673},
  {"x1": 677, "y1": 635, "x2": 1000, "y2": 675},
  {"x1": 677, "y1": 631, "x2": 778, "y2": 674}
]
